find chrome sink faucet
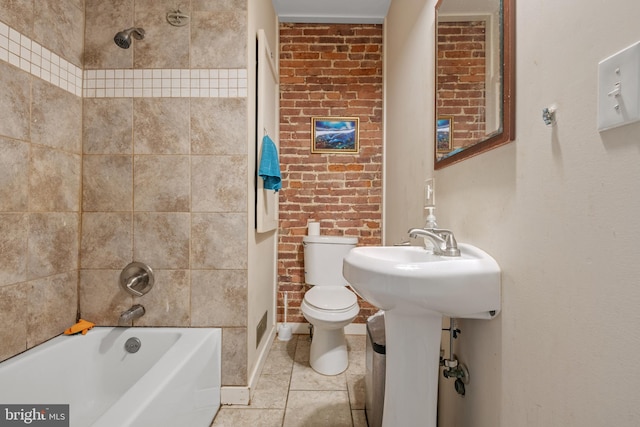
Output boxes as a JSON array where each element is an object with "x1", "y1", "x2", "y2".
[{"x1": 408, "y1": 228, "x2": 461, "y2": 257}]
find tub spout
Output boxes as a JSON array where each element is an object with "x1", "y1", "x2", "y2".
[{"x1": 119, "y1": 304, "x2": 145, "y2": 323}]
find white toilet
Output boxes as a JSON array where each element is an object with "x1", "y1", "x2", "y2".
[{"x1": 301, "y1": 235, "x2": 360, "y2": 375}]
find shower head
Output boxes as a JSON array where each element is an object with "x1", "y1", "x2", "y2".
[{"x1": 114, "y1": 27, "x2": 145, "y2": 49}]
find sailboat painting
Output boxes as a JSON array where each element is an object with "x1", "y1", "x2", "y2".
[{"x1": 311, "y1": 117, "x2": 359, "y2": 153}]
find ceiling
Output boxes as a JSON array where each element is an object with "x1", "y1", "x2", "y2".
[{"x1": 272, "y1": 0, "x2": 392, "y2": 24}]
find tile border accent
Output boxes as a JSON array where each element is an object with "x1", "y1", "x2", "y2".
[
  {"x1": 0, "y1": 21, "x2": 248, "y2": 99},
  {"x1": 83, "y1": 68, "x2": 248, "y2": 98},
  {"x1": 0, "y1": 21, "x2": 83, "y2": 97}
]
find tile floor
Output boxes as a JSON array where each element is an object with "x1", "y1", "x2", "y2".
[{"x1": 210, "y1": 334, "x2": 368, "y2": 427}]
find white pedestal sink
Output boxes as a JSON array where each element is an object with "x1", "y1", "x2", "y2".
[{"x1": 343, "y1": 244, "x2": 500, "y2": 427}]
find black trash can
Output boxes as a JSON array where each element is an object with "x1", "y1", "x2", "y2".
[{"x1": 365, "y1": 311, "x2": 386, "y2": 427}]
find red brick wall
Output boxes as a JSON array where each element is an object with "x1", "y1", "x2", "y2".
[
  {"x1": 437, "y1": 21, "x2": 487, "y2": 152},
  {"x1": 278, "y1": 23, "x2": 383, "y2": 324}
]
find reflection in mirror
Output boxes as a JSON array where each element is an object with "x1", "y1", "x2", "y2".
[{"x1": 435, "y1": 0, "x2": 514, "y2": 169}]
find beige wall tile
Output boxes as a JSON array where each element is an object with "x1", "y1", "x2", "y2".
[
  {"x1": 191, "y1": 269, "x2": 247, "y2": 327},
  {"x1": 0, "y1": 1, "x2": 86, "y2": 363},
  {"x1": 0, "y1": 214, "x2": 28, "y2": 286},
  {"x1": 191, "y1": 98, "x2": 248, "y2": 155},
  {"x1": 0, "y1": 0, "x2": 34, "y2": 37},
  {"x1": 192, "y1": 155, "x2": 247, "y2": 212},
  {"x1": 133, "y1": 212, "x2": 190, "y2": 269},
  {"x1": 33, "y1": 0, "x2": 85, "y2": 67},
  {"x1": 30, "y1": 147, "x2": 81, "y2": 212},
  {"x1": 135, "y1": 269, "x2": 190, "y2": 326},
  {"x1": 28, "y1": 213, "x2": 79, "y2": 279},
  {"x1": 133, "y1": 155, "x2": 190, "y2": 212},
  {"x1": 81, "y1": 212, "x2": 132, "y2": 268},
  {"x1": 27, "y1": 271, "x2": 78, "y2": 347},
  {"x1": 83, "y1": 155, "x2": 132, "y2": 211},
  {"x1": 0, "y1": 284, "x2": 28, "y2": 362},
  {"x1": 133, "y1": 98, "x2": 190, "y2": 154},
  {"x1": 31, "y1": 79, "x2": 82, "y2": 154},
  {"x1": 192, "y1": 0, "x2": 246, "y2": 11},
  {"x1": 84, "y1": 0, "x2": 134, "y2": 69},
  {"x1": 83, "y1": 98, "x2": 133, "y2": 154},
  {"x1": 0, "y1": 138, "x2": 29, "y2": 212},
  {"x1": 0, "y1": 0, "x2": 256, "y2": 388},
  {"x1": 191, "y1": 213, "x2": 247, "y2": 269},
  {"x1": 191, "y1": 10, "x2": 247, "y2": 69},
  {"x1": 221, "y1": 327, "x2": 247, "y2": 385},
  {"x1": 133, "y1": 0, "x2": 189, "y2": 68},
  {"x1": 0, "y1": 62, "x2": 31, "y2": 141},
  {"x1": 79, "y1": 269, "x2": 133, "y2": 325}
]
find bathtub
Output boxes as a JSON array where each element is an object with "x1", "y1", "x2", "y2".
[{"x1": 0, "y1": 327, "x2": 221, "y2": 427}]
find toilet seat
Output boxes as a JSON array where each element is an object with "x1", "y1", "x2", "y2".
[{"x1": 304, "y1": 286, "x2": 357, "y2": 312}]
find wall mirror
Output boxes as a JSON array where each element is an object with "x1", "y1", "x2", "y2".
[{"x1": 434, "y1": 0, "x2": 515, "y2": 169}]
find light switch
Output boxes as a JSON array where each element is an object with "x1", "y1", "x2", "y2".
[{"x1": 597, "y1": 41, "x2": 640, "y2": 131}]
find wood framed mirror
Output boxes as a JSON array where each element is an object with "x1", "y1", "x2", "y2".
[{"x1": 434, "y1": 0, "x2": 515, "y2": 169}]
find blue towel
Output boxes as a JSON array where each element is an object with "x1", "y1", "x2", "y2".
[{"x1": 258, "y1": 135, "x2": 282, "y2": 191}]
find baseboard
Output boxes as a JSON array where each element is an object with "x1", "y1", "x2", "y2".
[
  {"x1": 277, "y1": 322, "x2": 366, "y2": 336},
  {"x1": 220, "y1": 325, "x2": 276, "y2": 406}
]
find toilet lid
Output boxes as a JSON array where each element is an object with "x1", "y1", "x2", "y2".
[{"x1": 305, "y1": 286, "x2": 357, "y2": 311}]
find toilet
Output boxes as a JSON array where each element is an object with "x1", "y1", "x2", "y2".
[{"x1": 301, "y1": 235, "x2": 360, "y2": 375}]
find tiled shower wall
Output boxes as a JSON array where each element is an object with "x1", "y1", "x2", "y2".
[
  {"x1": 0, "y1": 0, "x2": 251, "y2": 387},
  {"x1": 0, "y1": 1, "x2": 84, "y2": 362},
  {"x1": 81, "y1": 0, "x2": 249, "y2": 386}
]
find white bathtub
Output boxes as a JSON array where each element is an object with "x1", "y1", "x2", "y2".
[{"x1": 0, "y1": 327, "x2": 221, "y2": 427}]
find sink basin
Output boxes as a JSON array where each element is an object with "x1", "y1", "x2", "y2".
[
  {"x1": 343, "y1": 244, "x2": 501, "y2": 318},
  {"x1": 343, "y1": 243, "x2": 500, "y2": 427}
]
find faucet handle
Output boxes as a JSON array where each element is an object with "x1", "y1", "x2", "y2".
[
  {"x1": 120, "y1": 262, "x2": 154, "y2": 297},
  {"x1": 441, "y1": 232, "x2": 460, "y2": 256}
]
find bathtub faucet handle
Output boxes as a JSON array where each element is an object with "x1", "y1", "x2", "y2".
[
  {"x1": 125, "y1": 272, "x2": 148, "y2": 296},
  {"x1": 120, "y1": 262, "x2": 154, "y2": 297}
]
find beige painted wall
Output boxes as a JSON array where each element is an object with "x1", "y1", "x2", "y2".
[
  {"x1": 247, "y1": 0, "x2": 279, "y2": 384},
  {"x1": 386, "y1": 0, "x2": 640, "y2": 425}
]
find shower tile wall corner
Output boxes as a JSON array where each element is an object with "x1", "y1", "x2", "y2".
[
  {"x1": 1, "y1": 0, "x2": 251, "y2": 385},
  {"x1": 0, "y1": 0, "x2": 84, "y2": 362}
]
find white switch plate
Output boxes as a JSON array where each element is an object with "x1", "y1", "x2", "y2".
[
  {"x1": 597, "y1": 41, "x2": 640, "y2": 131},
  {"x1": 425, "y1": 178, "x2": 435, "y2": 207}
]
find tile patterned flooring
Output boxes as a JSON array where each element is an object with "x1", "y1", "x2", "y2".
[{"x1": 211, "y1": 334, "x2": 368, "y2": 427}]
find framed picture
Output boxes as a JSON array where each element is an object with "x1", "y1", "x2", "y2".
[
  {"x1": 436, "y1": 116, "x2": 453, "y2": 153},
  {"x1": 311, "y1": 117, "x2": 359, "y2": 153}
]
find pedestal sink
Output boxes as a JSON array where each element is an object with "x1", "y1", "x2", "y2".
[{"x1": 343, "y1": 244, "x2": 500, "y2": 427}]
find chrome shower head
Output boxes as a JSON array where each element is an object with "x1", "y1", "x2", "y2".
[{"x1": 114, "y1": 27, "x2": 145, "y2": 49}]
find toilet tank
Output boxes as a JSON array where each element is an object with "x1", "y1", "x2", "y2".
[{"x1": 303, "y1": 235, "x2": 358, "y2": 286}]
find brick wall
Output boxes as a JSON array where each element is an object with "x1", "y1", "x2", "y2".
[
  {"x1": 278, "y1": 23, "x2": 383, "y2": 324},
  {"x1": 437, "y1": 21, "x2": 487, "y2": 153}
]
